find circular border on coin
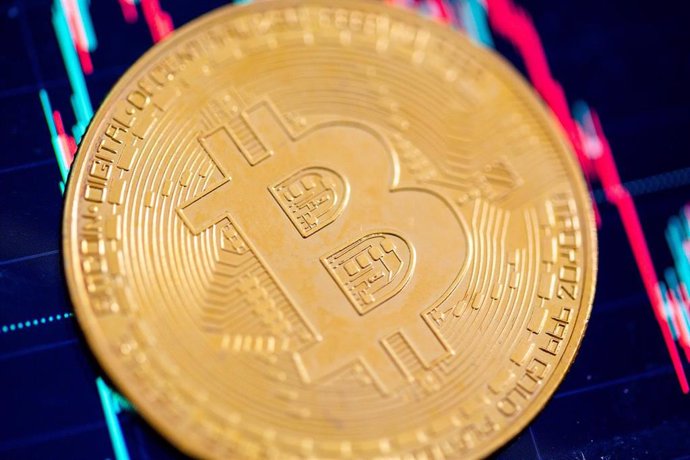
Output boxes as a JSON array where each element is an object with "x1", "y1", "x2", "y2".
[{"x1": 63, "y1": 1, "x2": 597, "y2": 458}]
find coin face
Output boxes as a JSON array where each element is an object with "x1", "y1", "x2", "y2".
[{"x1": 63, "y1": 1, "x2": 597, "y2": 458}]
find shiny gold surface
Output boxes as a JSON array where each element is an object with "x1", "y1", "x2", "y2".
[{"x1": 63, "y1": 1, "x2": 597, "y2": 458}]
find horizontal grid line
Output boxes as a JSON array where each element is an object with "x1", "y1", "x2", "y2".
[
  {"x1": 1, "y1": 312, "x2": 74, "y2": 334},
  {"x1": 0, "y1": 64, "x2": 129, "y2": 101},
  {"x1": 0, "y1": 159, "x2": 54, "y2": 175},
  {"x1": 0, "y1": 420, "x2": 106, "y2": 453},
  {"x1": 0, "y1": 249, "x2": 59, "y2": 267},
  {"x1": 554, "y1": 365, "x2": 674, "y2": 400},
  {"x1": 593, "y1": 166, "x2": 690, "y2": 203},
  {"x1": 0, "y1": 338, "x2": 78, "y2": 363}
]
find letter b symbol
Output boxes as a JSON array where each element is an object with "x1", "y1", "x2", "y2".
[{"x1": 179, "y1": 98, "x2": 467, "y2": 393}]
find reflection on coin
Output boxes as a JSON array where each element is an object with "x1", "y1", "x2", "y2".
[{"x1": 63, "y1": 1, "x2": 597, "y2": 458}]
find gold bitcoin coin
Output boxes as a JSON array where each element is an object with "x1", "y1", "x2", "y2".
[{"x1": 63, "y1": 1, "x2": 597, "y2": 458}]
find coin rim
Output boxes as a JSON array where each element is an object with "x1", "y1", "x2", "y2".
[{"x1": 62, "y1": 1, "x2": 598, "y2": 458}]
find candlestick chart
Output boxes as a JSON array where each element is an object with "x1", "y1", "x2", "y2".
[{"x1": 1, "y1": 0, "x2": 689, "y2": 458}]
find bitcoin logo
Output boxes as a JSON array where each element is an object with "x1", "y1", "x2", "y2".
[{"x1": 177, "y1": 98, "x2": 466, "y2": 393}]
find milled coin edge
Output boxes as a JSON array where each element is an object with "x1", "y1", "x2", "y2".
[{"x1": 62, "y1": 1, "x2": 598, "y2": 458}]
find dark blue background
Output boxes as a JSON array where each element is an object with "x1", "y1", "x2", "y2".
[{"x1": 1, "y1": 1, "x2": 689, "y2": 458}]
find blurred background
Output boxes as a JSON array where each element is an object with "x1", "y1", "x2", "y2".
[{"x1": 0, "y1": 0, "x2": 689, "y2": 458}]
